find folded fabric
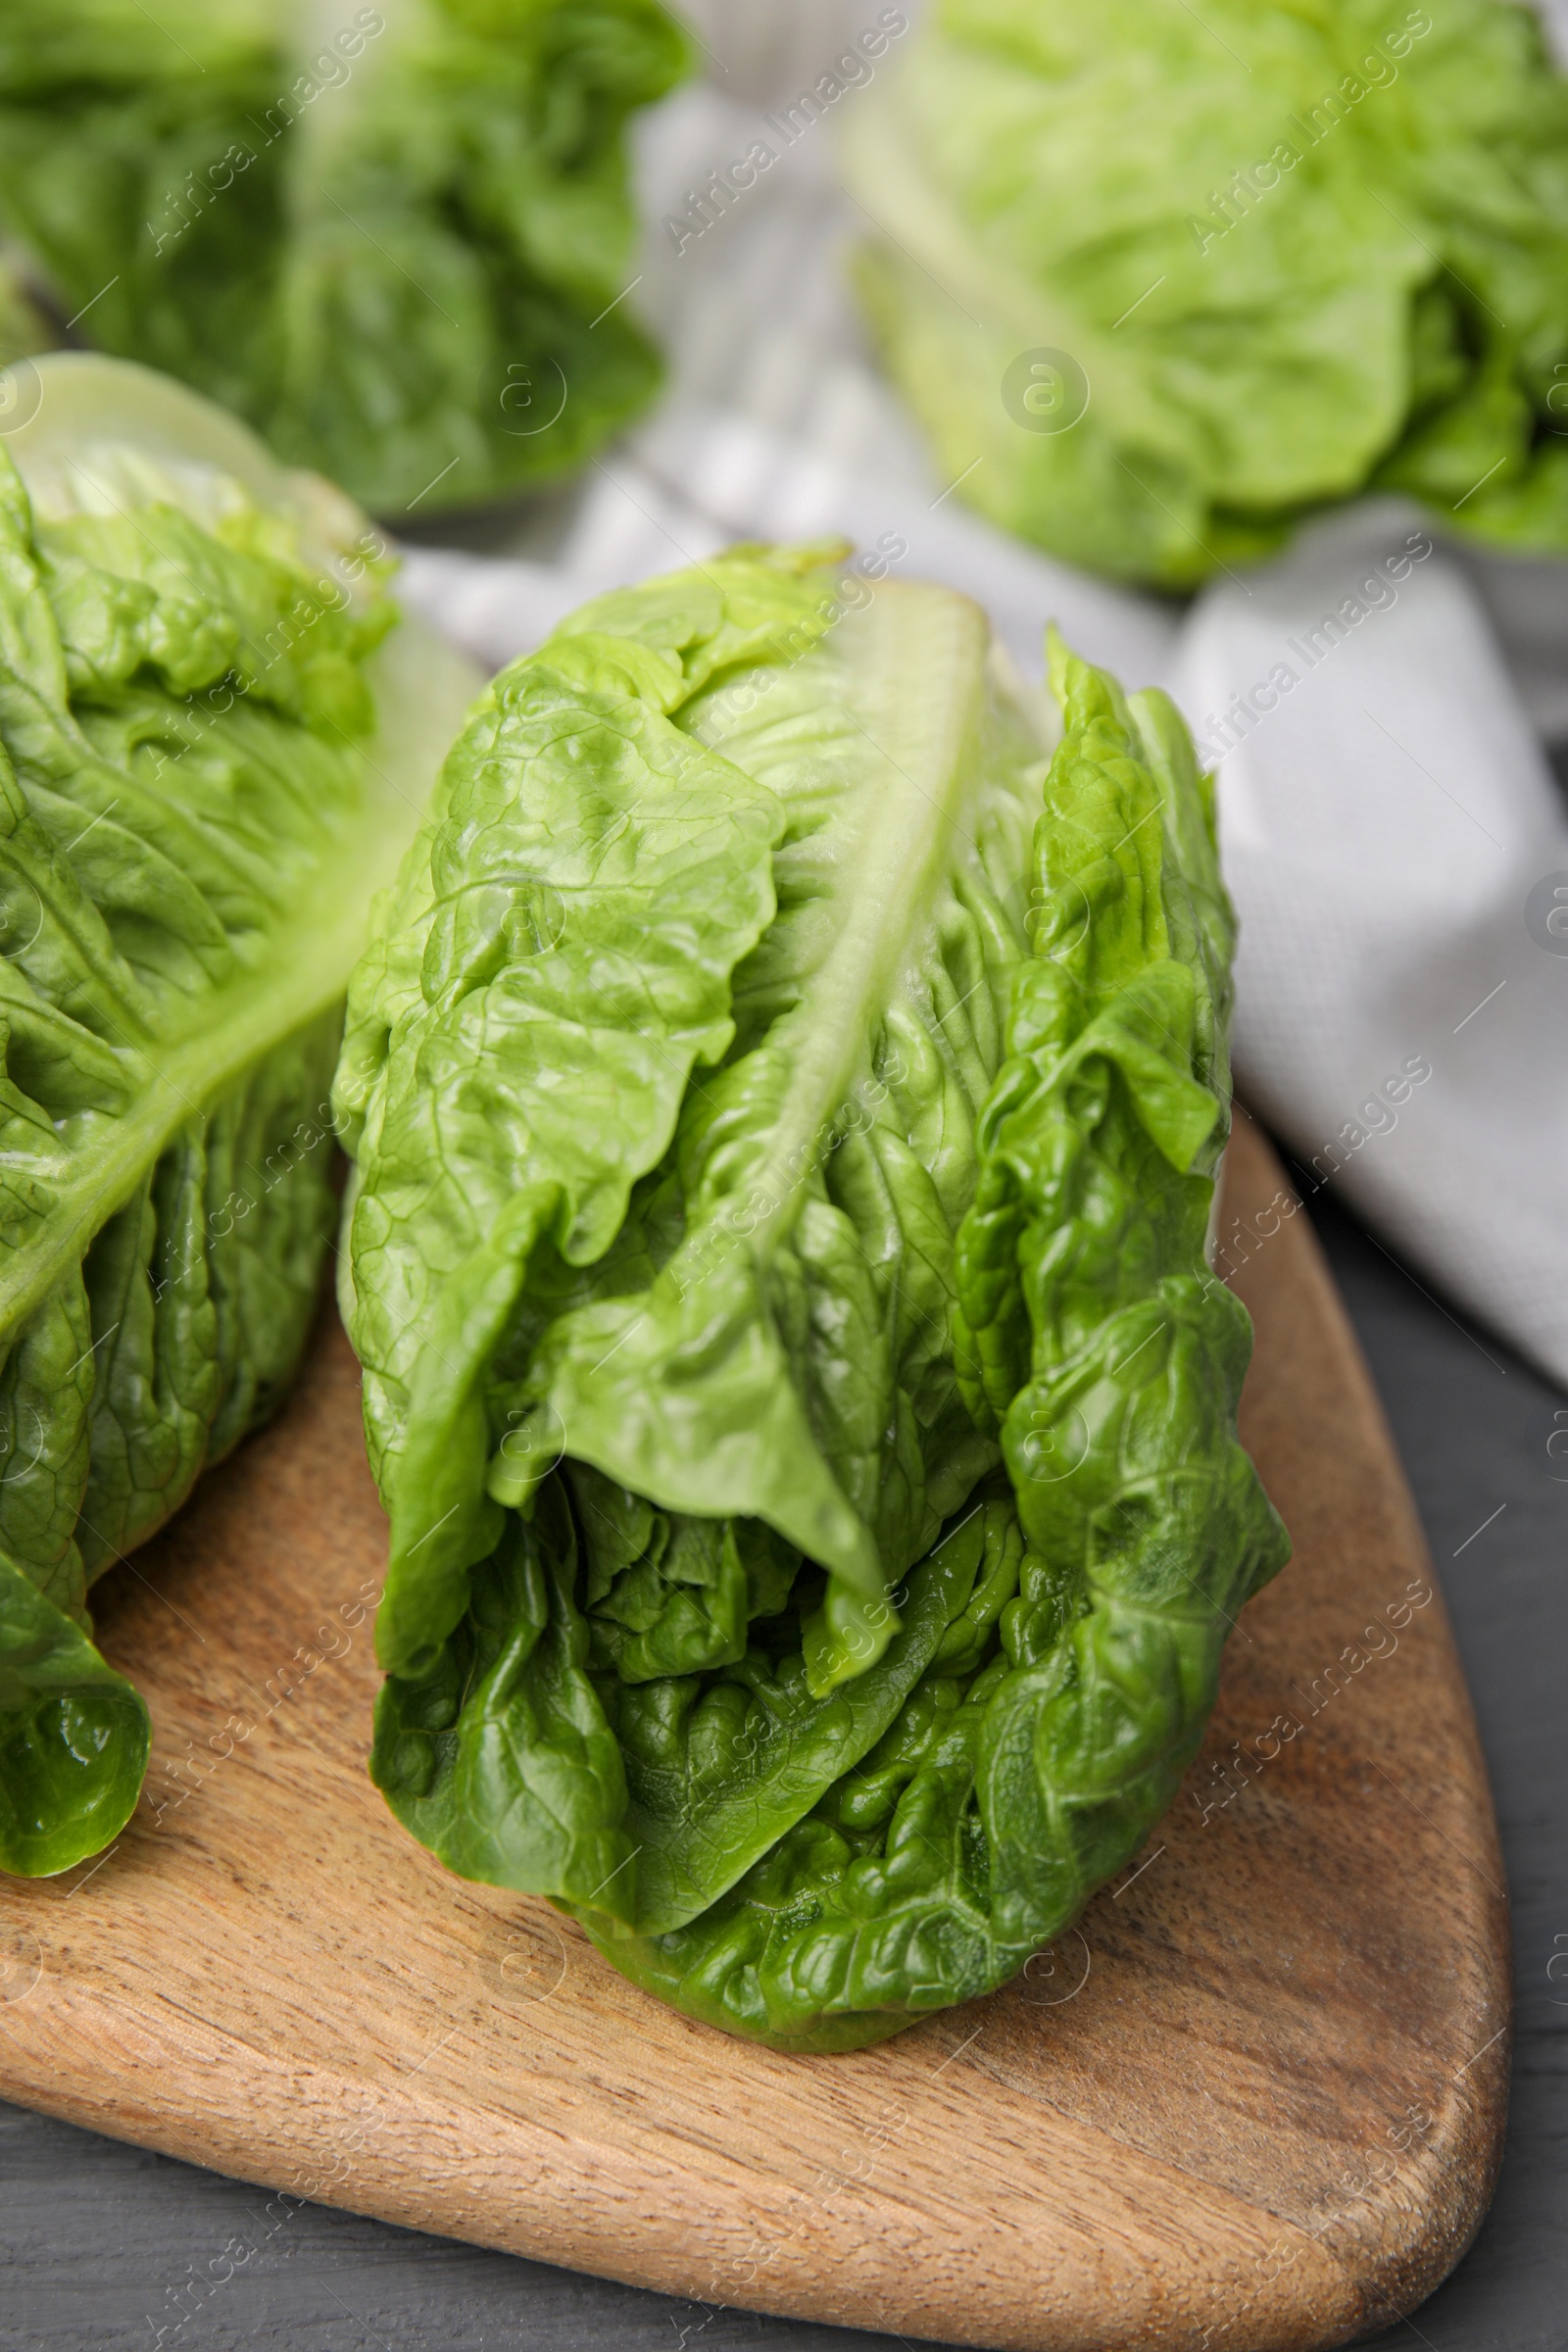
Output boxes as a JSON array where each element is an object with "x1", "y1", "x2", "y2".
[
  {"x1": 398, "y1": 404, "x2": 1176, "y2": 689},
  {"x1": 1175, "y1": 503, "x2": 1568, "y2": 1384}
]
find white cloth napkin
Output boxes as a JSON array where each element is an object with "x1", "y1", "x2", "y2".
[
  {"x1": 395, "y1": 28, "x2": 1568, "y2": 1388},
  {"x1": 1177, "y1": 505, "x2": 1568, "y2": 1382}
]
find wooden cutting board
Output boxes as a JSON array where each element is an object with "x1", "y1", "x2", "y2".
[{"x1": 0, "y1": 1119, "x2": 1508, "y2": 2352}]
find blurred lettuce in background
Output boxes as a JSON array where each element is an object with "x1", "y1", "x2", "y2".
[
  {"x1": 0, "y1": 248, "x2": 55, "y2": 369},
  {"x1": 842, "y1": 0, "x2": 1568, "y2": 588},
  {"x1": 0, "y1": 0, "x2": 689, "y2": 517}
]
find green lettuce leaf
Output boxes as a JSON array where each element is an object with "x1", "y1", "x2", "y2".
[
  {"x1": 0, "y1": 249, "x2": 55, "y2": 369},
  {"x1": 841, "y1": 0, "x2": 1568, "y2": 586},
  {"x1": 0, "y1": 0, "x2": 689, "y2": 515},
  {"x1": 0, "y1": 351, "x2": 477, "y2": 1875},
  {"x1": 339, "y1": 547, "x2": 1289, "y2": 2047}
]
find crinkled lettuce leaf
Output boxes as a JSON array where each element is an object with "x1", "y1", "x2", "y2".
[
  {"x1": 842, "y1": 0, "x2": 1568, "y2": 586},
  {"x1": 0, "y1": 352, "x2": 477, "y2": 1875},
  {"x1": 337, "y1": 546, "x2": 1288, "y2": 2047},
  {"x1": 338, "y1": 547, "x2": 1041, "y2": 1694},
  {"x1": 0, "y1": 0, "x2": 689, "y2": 516}
]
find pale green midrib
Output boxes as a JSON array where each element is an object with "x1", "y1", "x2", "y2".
[
  {"x1": 0, "y1": 881, "x2": 373, "y2": 1348},
  {"x1": 727, "y1": 580, "x2": 993, "y2": 1259},
  {"x1": 0, "y1": 683, "x2": 425, "y2": 1353},
  {"x1": 287, "y1": 0, "x2": 407, "y2": 179}
]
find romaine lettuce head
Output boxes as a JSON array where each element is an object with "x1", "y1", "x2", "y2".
[
  {"x1": 0, "y1": 0, "x2": 689, "y2": 516},
  {"x1": 335, "y1": 544, "x2": 1289, "y2": 2049},
  {"x1": 0, "y1": 352, "x2": 477, "y2": 1875},
  {"x1": 842, "y1": 0, "x2": 1568, "y2": 588}
]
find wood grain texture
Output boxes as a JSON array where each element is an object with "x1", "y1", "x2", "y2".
[{"x1": 0, "y1": 1120, "x2": 1509, "y2": 2352}]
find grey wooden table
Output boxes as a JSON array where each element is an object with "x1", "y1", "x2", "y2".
[{"x1": 1, "y1": 1170, "x2": 1564, "y2": 2352}]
